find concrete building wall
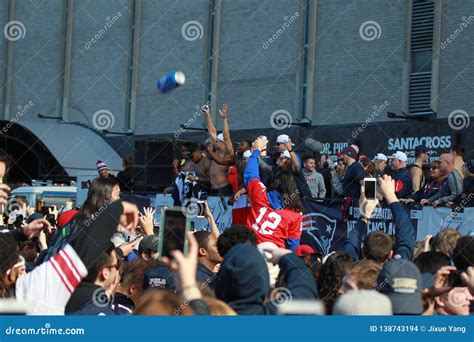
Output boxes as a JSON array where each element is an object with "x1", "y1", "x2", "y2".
[
  {"x1": 10, "y1": 0, "x2": 63, "y2": 121},
  {"x1": 312, "y1": 0, "x2": 406, "y2": 126},
  {"x1": 437, "y1": 1, "x2": 474, "y2": 119},
  {"x1": 0, "y1": 0, "x2": 472, "y2": 137},
  {"x1": 135, "y1": 0, "x2": 209, "y2": 135}
]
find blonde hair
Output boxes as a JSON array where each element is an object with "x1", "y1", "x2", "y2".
[
  {"x1": 133, "y1": 289, "x2": 192, "y2": 316},
  {"x1": 433, "y1": 228, "x2": 462, "y2": 257},
  {"x1": 349, "y1": 259, "x2": 382, "y2": 290},
  {"x1": 203, "y1": 297, "x2": 237, "y2": 315}
]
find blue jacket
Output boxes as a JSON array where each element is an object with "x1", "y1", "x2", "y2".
[{"x1": 344, "y1": 201, "x2": 415, "y2": 261}]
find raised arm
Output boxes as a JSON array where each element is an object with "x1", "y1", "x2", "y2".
[
  {"x1": 203, "y1": 106, "x2": 217, "y2": 140},
  {"x1": 285, "y1": 139, "x2": 301, "y2": 173},
  {"x1": 207, "y1": 144, "x2": 235, "y2": 166},
  {"x1": 244, "y1": 136, "x2": 268, "y2": 186},
  {"x1": 343, "y1": 186, "x2": 378, "y2": 260},
  {"x1": 218, "y1": 103, "x2": 234, "y2": 156},
  {"x1": 378, "y1": 175, "x2": 415, "y2": 259},
  {"x1": 204, "y1": 202, "x2": 219, "y2": 237}
]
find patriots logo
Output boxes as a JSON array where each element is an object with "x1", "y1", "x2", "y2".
[{"x1": 302, "y1": 213, "x2": 337, "y2": 255}]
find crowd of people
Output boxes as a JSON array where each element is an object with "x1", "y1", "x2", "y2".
[
  {"x1": 0, "y1": 103, "x2": 473, "y2": 316},
  {"x1": 169, "y1": 105, "x2": 474, "y2": 212}
]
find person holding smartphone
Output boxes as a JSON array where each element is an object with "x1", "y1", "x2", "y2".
[{"x1": 344, "y1": 175, "x2": 416, "y2": 262}]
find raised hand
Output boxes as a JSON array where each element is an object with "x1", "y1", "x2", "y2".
[
  {"x1": 0, "y1": 183, "x2": 10, "y2": 213},
  {"x1": 359, "y1": 185, "x2": 379, "y2": 220},
  {"x1": 218, "y1": 103, "x2": 229, "y2": 119},
  {"x1": 48, "y1": 205, "x2": 59, "y2": 221},
  {"x1": 120, "y1": 201, "x2": 139, "y2": 232},
  {"x1": 252, "y1": 136, "x2": 268, "y2": 152},
  {"x1": 139, "y1": 207, "x2": 155, "y2": 236},
  {"x1": 22, "y1": 218, "x2": 52, "y2": 238},
  {"x1": 424, "y1": 265, "x2": 457, "y2": 297},
  {"x1": 263, "y1": 246, "x2": 292, "y2": 265},
  {"x1": 378, "y1": 175, "x2": 398, "y2": 204},
  {"x1": 162, "y1": 232, "x2": 202, "y2": 301}
]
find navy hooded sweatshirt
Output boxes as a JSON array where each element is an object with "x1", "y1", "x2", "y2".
[{"x1": 215, "y1": 243, "x2": 318, "y2": 315}]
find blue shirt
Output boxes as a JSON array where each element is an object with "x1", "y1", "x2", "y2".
[{"x1": 342, "y1": 162, "x2": 366, "y2": 198}]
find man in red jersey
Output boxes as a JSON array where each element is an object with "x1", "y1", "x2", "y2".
[{"x1": 243, "y1": 136, "x2": 304, "y2": 250}]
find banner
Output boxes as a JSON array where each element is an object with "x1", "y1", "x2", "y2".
[
  {"x1": 300, "y1": 200, "x2": 474, "y2": 255},
  {"x1": 151, "y1": 194, "x2": 474, "y2": 253}
]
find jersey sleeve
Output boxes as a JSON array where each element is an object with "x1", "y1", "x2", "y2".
[
  {"x1": 15, "y1": 244, "x2": 88, "y2": 315},
  {"x1": 247, "y1": 178, "x2": 269, "y2": 207},
  {"x1": 287, "y1": 212, "x2": 303, "y2": 240}
]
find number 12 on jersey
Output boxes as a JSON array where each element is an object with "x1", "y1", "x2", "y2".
[{"x1": 252, "y1": 207, "x2": 282, "y2": 235}]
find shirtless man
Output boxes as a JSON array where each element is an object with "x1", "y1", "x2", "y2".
[{"x1": 203, "y1": 104, "x2": 234, "y2": 196}]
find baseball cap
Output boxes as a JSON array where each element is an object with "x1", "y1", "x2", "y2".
[
  {"x1": 276, "y1": 134, "x2": 294, "y2": 145},
  {"x1": 57, "y1": 209, "x2": 78, "y2": 228},
  {"x1": 138, "y1": 235, "x2": 160, "y2": 256},
  {"x1": 243, "y1": 150, "x2": 252, "y2": 159},
  {"x1": 143, "y1": 267, "x2": 175, "y2": 290},
  {"x1": 376, "y1": 259, "x2": 423, "y2": 315},
  {"x1": 414, "y1": 145, "x2": 429, "y2": 154},
  {"x1": 295, "y1": 244, "x2": 316, "y2": 257},
  {"x1": 280, "y1": 150, "x2": 291, "y2": 159},
  {"x1": 216, "y1": 133, "x2": 225, "y2": 142},
  {"x1": 373, "y1": 153, "x2": 388, "y2": 162},
  {"x1": 350, "y1": 144, "x2": 360, "y2": 154},
  {"x1": 341, "y1": 146, "x2": 358, "y2": 159},
  {"x1": 333, "y1": 290, "x2": 393, "y2": 315},
  {"x1": 388, "y1": 151, "x2": 408, "y2": 163}
]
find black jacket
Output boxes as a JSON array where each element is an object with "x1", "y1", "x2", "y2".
[{"x1": 117, "y1": 167, "x2": 134, "y2": 192}]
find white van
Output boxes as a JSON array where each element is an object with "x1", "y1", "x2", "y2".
[{"x1": 10, "y1": 182, "x2": 77, "y2": 212}]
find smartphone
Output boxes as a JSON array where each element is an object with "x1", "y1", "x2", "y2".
[
  {"x1": 158, "y1": 207, "x2": 191, "y2": 260},
  {"x1": 196, "y1": 200, "x2": 206, "y2": 218},
  {"x1": 364, "y1": 177, "x2": 377, "y2": 200}
]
